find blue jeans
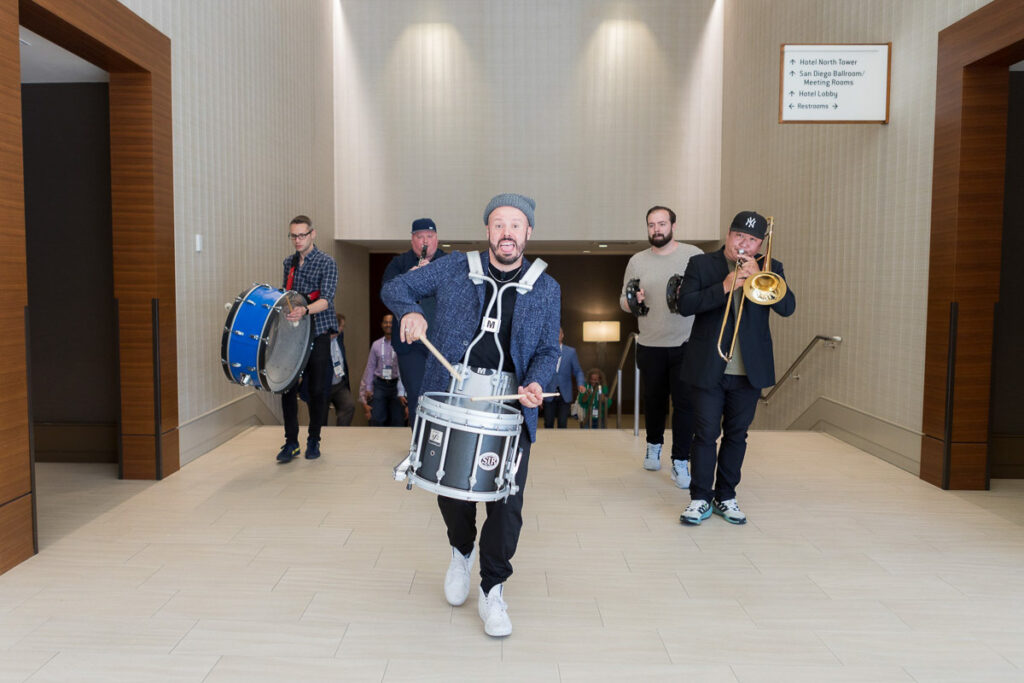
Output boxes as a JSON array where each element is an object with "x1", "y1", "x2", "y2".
[{"x1": 689, "y1": 373, "x2": 760, "y2": 503}]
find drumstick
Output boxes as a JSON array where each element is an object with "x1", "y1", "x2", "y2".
[
  {"x1": 470, "y1": 392, "x2": 561, "y2": 402},
  {"x1": 418, "y1": 334, "x2": 460, "y2": 381}
]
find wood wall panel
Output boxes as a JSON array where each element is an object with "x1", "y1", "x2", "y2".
[
  {"x1": 0, "y1": 496, "x2": 34, "y2": 574},
  {"x1": 2, "y1": 0, "x2": 178, "y2": 570},
  {"x1": 921, "y1": 0, "x2": 1024, "y2": 488},
  {"x1": 19, "y1": 1, "x2": 178, "y2": 481},
  {"x1": 0, "y1": 1, "x2": 31, "y2": 521}
]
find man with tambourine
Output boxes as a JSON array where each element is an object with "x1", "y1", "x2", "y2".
[
  {"x1": 619, "y1": 206, "x2": 702, "y2": 488},
  {"x1": 277, "y1": 215, "x2": 338, "y2": 463},
  {"x1": 382, "y1": 193, "x2": 559, "y2": 638}
]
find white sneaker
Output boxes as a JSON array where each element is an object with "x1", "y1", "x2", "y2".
[
  {"x1": 671, "y1": 459, "x2": 691, "y2": 489},
  {"x1": 443, "y1": 546, "x2": 476, "y2": 606},
  {"x1": 478, "y1": 584, "x2": 512, "y2": 637},
  {"x1": 712, "y1": 498, "x2": 747, "y2": 525},
  {"x1": 680, "y1": 499, "x2": 711, "y2": 525},
  {"x1": 643, "y1": 443, "x2": 662, "y2": 471}
]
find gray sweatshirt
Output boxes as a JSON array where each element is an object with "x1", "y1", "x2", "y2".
[{"x1": 619, "y1": 242, "x2": 703, "y2": 347}]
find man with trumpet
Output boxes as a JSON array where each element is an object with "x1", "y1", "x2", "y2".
[
  {"x1": 674, "y1": 211, "x2": 795, "y2": 525},
  {"x1": 381, "y1": 218, "x2": 448, "y2": 422}
]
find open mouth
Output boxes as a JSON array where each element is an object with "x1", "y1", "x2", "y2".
[{"x1": 498, "y1": 239, "x2": 517, "y2": 255}]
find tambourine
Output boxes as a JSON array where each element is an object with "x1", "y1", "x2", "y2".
[{"x1": 625, "y1": 278, "x2": 649, "y2": 317}]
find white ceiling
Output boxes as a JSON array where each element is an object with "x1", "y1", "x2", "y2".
[{"x1": 19, "y1": 26, "x2": 108, "y2": 84}]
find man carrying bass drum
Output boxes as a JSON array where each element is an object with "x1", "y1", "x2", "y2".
[{"x1": 277, "y1": 215, "x2": 338, "y2": 464}]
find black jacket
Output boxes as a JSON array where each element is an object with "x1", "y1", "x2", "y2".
[{"x1": 678, "y1": 248, "x2": 795, "y2": 389}]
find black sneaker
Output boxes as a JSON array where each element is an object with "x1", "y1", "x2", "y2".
[
  {"x1": 305, "y1": 440, "x2": 321, "y2": 460},
  {"x1": 276, "y1": 441, "x2": 300, "y2": 463}
]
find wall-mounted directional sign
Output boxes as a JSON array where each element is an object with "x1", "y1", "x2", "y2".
[{"x1": 779, "y1": 43, "x2": 891, "y2": 124}]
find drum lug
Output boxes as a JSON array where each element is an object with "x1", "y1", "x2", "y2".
[
  {"x1": 240, "y1": 373, "x2": 253, "y2": 385},
  {"x1": 244, "y1": 299, "x2": 256, "y2": 306},
  {"x1": 230, "y1": 362, "x2": 241, "y2": 368},
  {"x1": 233, "y1": 330, "x2": 244, "y2": 336},
  {"x1": 249, "y1": 334, "x2": 260, "y2": 340}
]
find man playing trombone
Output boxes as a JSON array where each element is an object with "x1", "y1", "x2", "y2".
[{"x1": 674, "y1": 211, "x2": 795, "y2": 525}]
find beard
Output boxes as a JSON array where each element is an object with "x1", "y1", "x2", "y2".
[
  {"x1": 489, "y1": 237, "x2": 524, "y2": 265},
  {"x1": 648, "y1": 231, "x2": 673, "y2": 248}
]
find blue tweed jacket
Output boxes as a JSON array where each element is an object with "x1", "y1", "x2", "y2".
[{"x1": 381, "y1": 251, "x2": 561, "y2": 442}]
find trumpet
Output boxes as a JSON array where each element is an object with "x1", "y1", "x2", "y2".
[{"x1": 716, "y1": 217, "x2": 787, "y2": 362}]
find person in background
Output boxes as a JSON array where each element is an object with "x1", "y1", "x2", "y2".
[
  {"x1": 542, "y1": 327, "x2": 584, "y2": 429},
  {"x1": 381, "y1": 218, "x2": 447, "y2": 425},
  {"x1": 326, "y1": 313, "x2": 354, "y2": 426},
  {"x1": 577, "y1": 368, "x2": 612, "y2": 429},
  {"x1": 359, "y1": 313, "x2": 406, "y2": 426}
]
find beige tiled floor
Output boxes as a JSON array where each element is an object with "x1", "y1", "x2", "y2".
[{"x1": 2, "y1": 427, "x2": 1023, "y2": 682}]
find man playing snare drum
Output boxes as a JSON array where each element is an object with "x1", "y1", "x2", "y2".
[{"x1": 382, "y1": 193, "x2": 560, "y2": 637}]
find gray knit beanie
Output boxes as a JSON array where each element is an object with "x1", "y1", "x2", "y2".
[{"x1": 483, "y1": 193, "x2": 535, "y2": 227}]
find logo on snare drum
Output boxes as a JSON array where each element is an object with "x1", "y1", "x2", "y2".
[
  {"x1": 477, "y1": 452, "x2": 500, "y2": 471},
  {"x1": 429, "y1": 429, "x2": 444, "y2": 446}
]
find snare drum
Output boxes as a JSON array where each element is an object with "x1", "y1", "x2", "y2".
[
  {"x1": 397, "y1": 392, "x2": 523, "y2": 502},
  {"x1": 221, "y1": 284, "x2": 312, "y2": 392}
]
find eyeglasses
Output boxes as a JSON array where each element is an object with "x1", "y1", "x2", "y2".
[{"x1": 287, "y1": 230, "x2": 313, "y2": 240}]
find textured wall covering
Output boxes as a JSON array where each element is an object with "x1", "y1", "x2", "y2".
[
  {"x1": 333, "y1": 0, "x2": 723, "y2": 244},
  {"x1": 721, "y1": 0, "x2": 992, "y2": 450},
  {"x1": 115, "y1": 0, "x2": 335, "y2": 424}
]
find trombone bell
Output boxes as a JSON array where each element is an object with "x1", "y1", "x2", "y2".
[{"x1": 743, "y1": 271, "x2": 787, "y2": 304}]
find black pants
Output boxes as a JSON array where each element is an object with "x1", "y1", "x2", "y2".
[
  {"x1": 542, "y1": 397, "x2": 569, "y2": 428},
  {"x1": 282, "y1": 333, "x2": 331, "y2": 444},
  {"x1": 636, "y1": 342, "x2": 694, "y2": 461},
  {"x1": 437, "y1": 435, "x2": 531, "y2": 593},
  {"x1": 370, "y1": 377, "x2": 404, "y2": 426},
  {"x1": 689, "y1": 373, "x2": 760, "y2": 503},
  {"x1": 397, "y1": 347, "x2": 427, "y2": 428}
]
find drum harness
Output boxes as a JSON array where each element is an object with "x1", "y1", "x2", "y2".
[{"x1": 452, "y1": 250, "x2": 548, "y2": 399}]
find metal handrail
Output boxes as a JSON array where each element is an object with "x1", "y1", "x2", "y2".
[
  {"x1": 609, "y1": 332, "x2": 641, "y2": 434},
  {"x1": 760, "y1": 335, "x2": 842, "y2": 403}
]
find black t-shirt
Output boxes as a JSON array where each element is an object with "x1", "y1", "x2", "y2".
[{"x1": 467, "y1": 264, "x2": 524, "y2": 375}]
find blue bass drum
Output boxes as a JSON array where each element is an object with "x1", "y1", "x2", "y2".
[{"x1": 221, "y1": 284, "x2": 312, "y2": 392}]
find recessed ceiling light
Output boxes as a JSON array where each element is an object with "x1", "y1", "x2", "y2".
[
  {"x1": 582, "y1": 250, "x2": 591, "y2": 254},
  {"x1": 441, "y1": 243, "x2": 451, "y2": 247},
  {"x1": 597, "y1": 243, "x2": 608, "y2": 248}
]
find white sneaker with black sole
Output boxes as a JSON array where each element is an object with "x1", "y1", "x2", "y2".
[
  {"x1": 478, "y1": 584, "x2": 512, "y2": 637},
  {"x1": 443, "y1": 546, "x2": 476, "y2": 606},
  {"x1": 680, "y1": 499, "x2": 711, "y2": 525},
  {"x1": 643, "y1": 443, "x2": 662, "y2": 471},
  {"x1": 712, "y1": 498, "x2": 747, "y2": 525},
  {"x1": 671, "y1": 459, "x2": 691, "y2": 489}
]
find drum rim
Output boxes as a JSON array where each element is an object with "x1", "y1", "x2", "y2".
[
  {"x1": 407, "y1": 472, "x2": 511, "y2": 502},
  {"x1": 260, "y1": 288, "x2": 314, "y2": 393},
  {"x1": 418, "y1": 392, "x2": 523, "y2": 427},
  {"x1": 221, "y1": 283, "x2": 263, "y2": 387}
]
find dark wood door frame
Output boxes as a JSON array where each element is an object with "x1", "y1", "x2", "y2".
[
  {"x1": 0, "y1": 0, "x2": 178, "y2": 573},
  {"x1": 921, "y1": 0, "x2": 1024, "y2": 489}
]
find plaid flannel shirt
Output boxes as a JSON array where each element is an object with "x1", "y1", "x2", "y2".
[{"x1": 282, "y1": 245, "x2": 338, "y2": 337}]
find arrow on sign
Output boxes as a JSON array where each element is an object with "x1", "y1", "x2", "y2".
[
  {"x1": 833, "y1": 103, "x2": 838, "y2": 109},
  {"x1": 788, "y1": 104, "x2": 794, "y2": 109},
  {"x1": 788, "y1": 91, "x2": 795, "y2": 96},
  {"x1": 789, "y1": 71, "x2": 795, "y2": 76}
]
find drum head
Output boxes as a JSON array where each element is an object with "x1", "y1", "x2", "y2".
[{"x1": 261, "y1": 290, "x2": 313, "y2": 392}]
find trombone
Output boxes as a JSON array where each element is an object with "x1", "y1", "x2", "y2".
[{"x1": 716, "y1": 216, "x2": 788, "y2": 362}]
